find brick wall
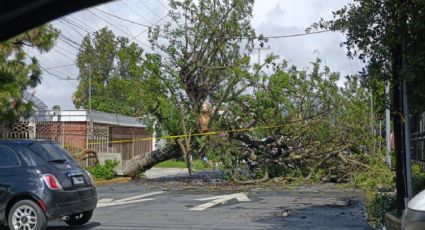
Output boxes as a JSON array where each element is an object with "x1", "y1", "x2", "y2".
[{"x1": 36, "y1": 122, "x2": 88, "y2": 158}]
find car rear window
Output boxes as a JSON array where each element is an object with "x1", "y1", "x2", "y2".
[{"x1": 27, "y1": 142, "x2": 75, "y2": 163}]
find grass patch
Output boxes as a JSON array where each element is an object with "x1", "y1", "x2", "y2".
[{"x1": 155, "y1": 159, "x2": 211, "y2": 171}]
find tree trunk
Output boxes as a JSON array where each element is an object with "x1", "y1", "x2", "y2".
[
  {"x1": 177, "y1": 138, "x2": 193, "y2": 176},
  {"x1": 186, "y1": 152, "x2": 193, "y2": 176},
  {"x1": 122, "y1": 145, "x2": 180, "y2": 177}
]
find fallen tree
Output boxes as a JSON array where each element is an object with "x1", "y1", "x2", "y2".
[
  {"x1": 76, "y1": 1, "x2": 383, "y2": 184},
  {"x1": 123, "y1": 144, "x2": 180, "y2": 177},
  {"x1": 75, "y1": 0, "x2": 261, "y2": 177},
  {"x1": 202, "y1": 60, "x2": 379, "y2": 183}
]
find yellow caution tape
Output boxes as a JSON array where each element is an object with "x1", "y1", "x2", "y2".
[{"x1": 86, "y1": 123, "x2": 286, "y2": 146}]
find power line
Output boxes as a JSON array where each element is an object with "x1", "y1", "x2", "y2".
[
  {"x1": 58, "y1": 18, "x2": 85, "y2": 38},
  {"x1": 61, "y1": 18, "x2": 93, "y2": 34},
  {"x1": 88, "y1": 9, "x2": 136, "y2": 38},
  {"x1": 68, "y1": 15, "x2": 98, "y2": 33},
  {"x1": 120, "y1": 1, "x2": 152, "y2": 25},
  {"x1": 58, "y1": 34, "x2": 80, "y2": 48},
  {"x1": 137, "y1": 0, "x2": 163, "y2": 19},
  {"x1": 40, "y1": 65, "x2": 79, "y2": 81},
  {"x1": 92, "y1": 7, "x2": 163, "y2": 30},
  {"x1": 88, "y1": 9, "x2": 153, "y2": 51},
  {"x1": 55, "y1": 44, "x2": 77, "y2": 56},
  {"x1": 53, "y1": 49, "x2": 76, "y2": 63},
  {"x1": 261, "y1": 30, "x2": 331, "y2": 39},
  {"x1": 86, "y1": 9, "x2": 331, "y2": 40},
  {"x1": 45, "y1": 63, "x2": 76, "y2": 70},
  {"x1": 157, "y1": 0, "x2": 171, "y2": 10},
  {"x1": 130, "y1": 13, "x2": 170, "y2": 42}
]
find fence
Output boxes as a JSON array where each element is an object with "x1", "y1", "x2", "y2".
[
  {"x1": 0, "y1": 122, "x2": 35, "y2": 139},
  {"x1": 0, "y1": 121, "x2": 153, "y2": 166},
  {"x1": 411, "y1": 113, "x2": 425, "y2": 162}
]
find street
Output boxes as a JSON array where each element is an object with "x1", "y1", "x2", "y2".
[{"x1": 17, "y1": 182, "x2": 373, "y2": 230}]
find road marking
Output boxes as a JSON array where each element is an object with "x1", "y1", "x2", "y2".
[
  {"x1": 190, "y1": 193, "x2": 250, "y2": 211},
  {"x1": 117, "y1": 191, "x2": 165, "y2": 202},
  {"x1": 98, "y1": 198, "x2": 114, "y2": 203},
  {"x1": 97, "y1": 191, "x2": 164, "y2": 208},
  {"x1": 97, "y1": 198, "x2": 155, "y2": 208}
]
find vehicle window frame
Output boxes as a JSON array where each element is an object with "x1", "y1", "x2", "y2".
[{"x1": 0, "y1": 144, "x2": 22, "y2": 168}]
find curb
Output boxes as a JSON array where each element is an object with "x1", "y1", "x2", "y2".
[
  {"x1": 384, "y1": 213, "x2": 401, "y2": 230},
  {"x1": 95, "y1": 177, "x2": 133, "y2": 186}
]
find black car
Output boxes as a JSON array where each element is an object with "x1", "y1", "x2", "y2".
[{"x1": 0, "y1": 139, "x2": 97, "y2": 230}]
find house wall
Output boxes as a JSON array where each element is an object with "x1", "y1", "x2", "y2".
[
  {"x1": 1, "y1": 121, "x2": 153, "y2": 166},
  {"x1": 108, "y1": 126, "x2": 153, "y2": 162},
  {"x1": 36, "y1": 121, "x2": 88, "y2": 161},
  {"x1": 36, "y1": 121, "x2": 87, "y2": 147}
]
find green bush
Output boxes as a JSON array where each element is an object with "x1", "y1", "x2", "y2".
[
  {"x1": 365, "y1": 188, "x2": 397, "y2": 229},
  {"x1": 87, "y1": 160, "x2": 119, "y2": 180},
  {"x1": 268, "y1": 163, "x2": 287, "y2": 178},
  {"x1": 412, "y1": 163, "x2": 425, "y2": 196}
]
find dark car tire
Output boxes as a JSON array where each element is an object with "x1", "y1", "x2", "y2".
[
  {"x1": 64, "y1": 210, "x2": 93, "y2": 226},
  {"x1": 8, "y1": 200, "x2": 47, "y2": 230}
]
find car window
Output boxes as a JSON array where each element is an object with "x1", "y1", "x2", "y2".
[
  {"x1": 0, "y1": 145, "x2": 20, "y2": 168},
  {"x1": 11, "y1": 145, "x2": 43, "y2": 167},
  {"x1": 28, "y1": 142, "x2": 75, "y2": 163}
]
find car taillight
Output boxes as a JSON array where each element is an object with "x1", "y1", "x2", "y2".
[{"x1": 42, "y1": 174, "x2": 62, "y2": 190}]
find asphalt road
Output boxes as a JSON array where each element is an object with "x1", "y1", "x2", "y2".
[{"x1": 1, "y1": 182, "x2": 372, "y2": 230}]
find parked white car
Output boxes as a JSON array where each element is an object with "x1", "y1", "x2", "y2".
[{"x1": 403, "y1": 189, "x2": 425, "y2": 230}]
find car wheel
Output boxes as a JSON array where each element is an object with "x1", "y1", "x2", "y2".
[
  {"x1": 64, "y1": 210, "x2": 93, "y2": 226},
  {"x1": 8, "y1": 200, "x2": 47, "y2": 230}
]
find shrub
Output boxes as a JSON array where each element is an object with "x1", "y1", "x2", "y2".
[
  {"x1": 365, "y1": 188, "x2": 397, "y2": 229},
  {"x1": 412, "y1": 163, "x2": 425, "y2": 195},
  {"x1": 87, "y1": 160, "x2": 119, "y2": 180}
]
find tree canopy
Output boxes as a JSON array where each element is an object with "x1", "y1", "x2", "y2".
[
  {"x1": 311, "y1": 0, "x2": 425, "y2": 113},
  {"x1": 74, "y1": 0, "x2": 385, "y2": 184},
  {"x1": 311, "y1": 0, "x2": 425, "y2": 214},
  {"x1": 0, "y1": 25, "x2": 59, "y2": 126}
]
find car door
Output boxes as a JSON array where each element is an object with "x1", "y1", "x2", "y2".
[{"x1": 0, "y1": 144, "x2": 22, "y2": 221}]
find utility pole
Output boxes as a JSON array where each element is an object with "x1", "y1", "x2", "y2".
[
  {"x1": 385, "y1": 81, "x2": 392, "y2": 167},
  {"x1": 87, "y1": 71, "x2": 94, "y2": 150},
  {"x1": 89, "y1": 72, "x2": 92, "y2": 113},
  {"x1": 402, "y1": 79, "x2": 413, "y2": 199},
  {"x1": 371, "y1": 90, "x2": 375, "y2": 154},
  {"x1": 254, "y1": 46, "x2": 270, "y2": 64},
  {"x1": 401, "y1": 9, "x2": 412, "y2": 199},
  {"x1": 254, "y1": 46, "x2": 270, "y2": 91}
]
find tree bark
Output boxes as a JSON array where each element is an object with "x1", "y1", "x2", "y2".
[{"x1": 122, "y1": 145, "x2": 180, "y2": 177}]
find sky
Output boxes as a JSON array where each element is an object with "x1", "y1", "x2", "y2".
[{"x1": 32, "y1": 0, "x2": 363, "y2": 110}]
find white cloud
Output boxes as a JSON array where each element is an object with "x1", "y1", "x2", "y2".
[{"x1": 252, "y1": 0, "x2": 363, "y2": 76}]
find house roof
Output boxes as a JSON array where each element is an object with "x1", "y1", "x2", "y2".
[
  {"x1": 23, "y1": 91, "x2": 48, "y2": 111},
  {"x1": 32, "y1": 110, "x2": 146, "y2": 128}
]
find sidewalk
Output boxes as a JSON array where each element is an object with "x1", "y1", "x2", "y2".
[{"x1": 144, "y1": 167, "x2": 190, "y2": 179}]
